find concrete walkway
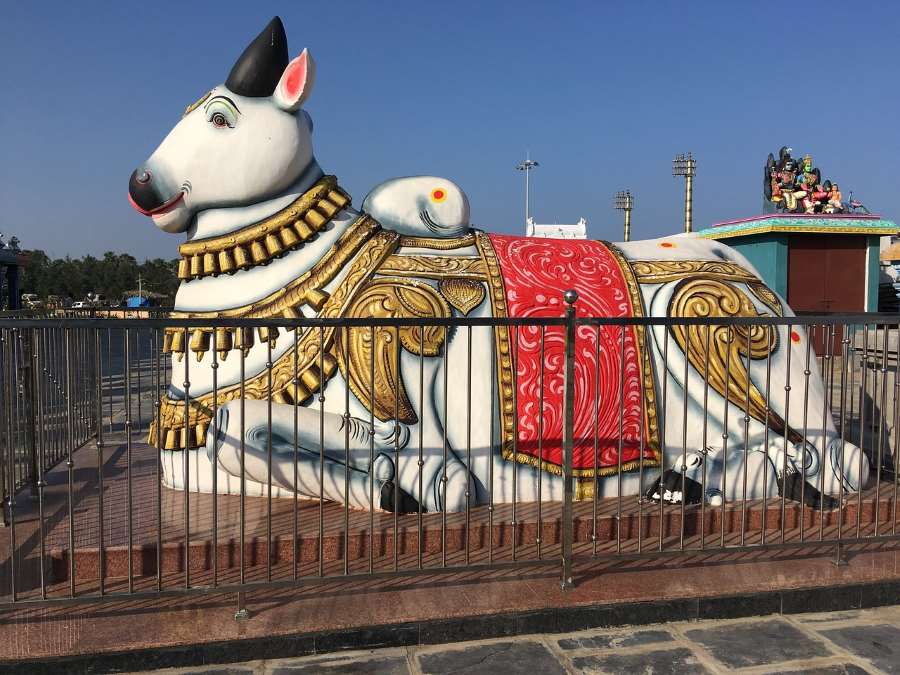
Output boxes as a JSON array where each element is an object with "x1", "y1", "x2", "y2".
[{"x1": 144, "y1": 604, "x2": 900, "y2": 674}]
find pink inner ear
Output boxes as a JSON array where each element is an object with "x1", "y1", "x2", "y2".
[{"x1": 284, "y1": 53, "x2": 307, "y2": 98}]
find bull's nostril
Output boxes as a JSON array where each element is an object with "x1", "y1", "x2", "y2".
[{"x1": 136, "y1": 170, "x2": 152, "y2": 184}]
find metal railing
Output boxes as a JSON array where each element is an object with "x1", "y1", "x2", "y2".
[{"x1": 0, "y1": 303, "x2": 899, "y2": 616}]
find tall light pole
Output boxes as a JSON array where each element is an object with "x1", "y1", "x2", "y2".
[
  {"x1": 516, "y1": 153, "x2": 539, "y2": 229},
  {"x1": 614, "y1": 190, "x2": 634, "y2": 241},
  {"x1": 672, "y1": 152, "x2": 696, "y2": 233}
]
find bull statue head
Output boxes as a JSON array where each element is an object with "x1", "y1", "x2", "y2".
[{"x1": 127, "y1": 17, "x2": 320, "y2": 235}]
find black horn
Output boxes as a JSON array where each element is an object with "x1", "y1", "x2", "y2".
[{"x1": 225, "y1": 16, "x2": 289, "y2": 97}]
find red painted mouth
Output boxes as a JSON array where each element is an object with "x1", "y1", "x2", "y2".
[{"x1": 128, "y1": 191, "x2": 185, "y2": 217}]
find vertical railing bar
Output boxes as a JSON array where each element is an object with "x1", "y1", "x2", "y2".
[
  {"x1": 836, "y1": 323, "x2": 850, "y2": 555},
  {"x1": 874, "y1": 323, "x2": 888, "y2": 537},
  {"x1": 136, "y1": 329, "x2": 143, "y2": 434},
  {"x1": 211, "y1": 335, "x2": 219, "y2": 587},
  {"x1": 617, "y1": 325, "x2": 626, "y2": 554},
  {"x1": 591, "y1": 325, "x2": 601, "y2": 556},
  {"x1": 779, "y1": 323, "x2": 791, "y2": 545},
  {"x1": 266, "y1": 337, "x2": 273, "y2": 583},
  {"x1": 488, "y1": 325, "x2": 496, "y2": 566},
  {"x1": 239, "y1": 343, "x2": 246, "y2": 586},
  {"x1": 106, "y1": 327, "x2": 113, "y2": 435},
  {"x1": 34, "y1": 329, "x2": 47, "y2": 599},
  {"x1": 181, "y1": 327, "x2": 189, "y2": 589},
  {"x1": 318, "y1": 326, "x2": 325, "y2": 578},
  {"x1": 560, "y1": 291, "x2": 577, "y2": 591},
  {"x1": 659, "y1": 326, "x2": 669, "y2": 552},
  {"x1": 441, "y1": 324, "x2": 449, "y2": 568},
  {"x1": 25, "y1": 331, "x2": 38, "y2": 499},
  {"x1": 1, "y1": 330, "x2": 6, "y2": 526},
  {"x1": 125, "y1": 328, "x2": 134, "y2": 593},
  {"x1": 892, "y1": 322, "x2": 900, "y2": 537},
  {"x1": 720, "y1": 325, "x2": 732, "y2": 549},
  {"x1": 858, "y1": 323, "x2": 874, "y2": 539},
  {"x1": 3, "y1": 330, "x2": 17, "y2": 600},
  {"x1": 393, "y1": 325, "x2": 400, "y2": 573},
  {"x1": 96, "y1": 328, "x2": 106, "y2": 597},
  {"x1": 154, "y1": 328, "x2": 162, "y2": 593},
  {"x1": 761, "y1": 326, "x2": 774, "y2": 545},
  {"x1": 368, "y1": 325, "x2": 374, "y2": 575},
  {"x1": 465, "y1": 325, "x2": 472, "y2": 566},
  {"x1": 820, "y1": 324, "x2": 835, "y2": 542},
  {"x1": 537, "y1": 326, "x2": 545, "y2": 561},
  {"x1": 417, "y1": 326, "x2": 425, "y2": 571},
  {"x1": 343, "y1": 326, "x2": 351, "y2": 577},
  {"x1": 292, "y1": 327, "x2": 300, "y2": 581},
  {"x1": 64, "y1": 327, "x2": 75, "y2": 597},
  {"x1": 677, "y1": 323, "x2": 688, "y2": 553},
  {"x1": 740, "y1": 330, "x2": 752, "y2": 547},
  {"x1": 699, "y1": 323, "x2": 712, "y2": 551},
  {"x1": 510, "y1": 325, "x2": 518, "y2": 564},
  {"x1": 760, "y1": 328, "x2": 772, "y2": 546},
  {"x1": 799, "y1": 323, "x2": 812, "y2": 542}
]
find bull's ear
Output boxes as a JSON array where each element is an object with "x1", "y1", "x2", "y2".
[{"x1": 274, "y1": 49, "x2": 315, "y2": 112}]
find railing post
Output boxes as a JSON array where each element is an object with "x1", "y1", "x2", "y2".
[
  {"x1": 560, "y1": 290, "x2": 578, "y2": 591},
  {"x1": 25, "y1": 330, "x2": 39, "y2": 500},
  {"x1": 0, "y1": 328, "x2": 8, "y2": 527}
]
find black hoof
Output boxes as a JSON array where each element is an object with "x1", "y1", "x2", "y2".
[
  {"x1": 645, "y1": 470, "x2": 703, "y2": 505},
  {"x1": 379, "y1": 480, "x2": 421, "y2": 514},
  {"x1": 777, "y1": 471, "x2": 840, "y2": 510}
]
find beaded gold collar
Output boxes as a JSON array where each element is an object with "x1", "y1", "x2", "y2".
[{"x1": 176, "y1": 175, "x2": 351, "y2": 281}]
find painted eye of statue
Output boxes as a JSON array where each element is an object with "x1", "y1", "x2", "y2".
[
  {"x1": 211, "y1": 112, "x2": 229, "y2": 128},
  {"x1": 430, "y1": 188, "x2": 447, "y2": 202}
]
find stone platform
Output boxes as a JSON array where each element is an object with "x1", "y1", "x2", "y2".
[{"x1": 4, "y1": 436, "x2": 900, "y2": 597}]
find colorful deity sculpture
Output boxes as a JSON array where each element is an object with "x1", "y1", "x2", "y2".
[
  {"x1": 764, "y1": 148, "x2": 841, "y2": 214},
  {"x1": 129, "y1": 18, "x2": 867, "y2": 513}
]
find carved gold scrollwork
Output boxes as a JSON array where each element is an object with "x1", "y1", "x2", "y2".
[
  {"x1": 439, "y1": 278, "x2": 486, "y2": 315},
  {"x1": 748, "y1": 282, "x2": 783, "y2": 316},
  {"x1": 668, "y1": 278, "x2": 801, "y2": 443},
  {"x1": 631, "y1": 260, "x2": 760, "y2": 285},
  {"x1": 336, "y1": 278, "x2": 450, "y2": 424},
  {"x1": 377, "y1": 255, "x2": 486, "y2": 280}
]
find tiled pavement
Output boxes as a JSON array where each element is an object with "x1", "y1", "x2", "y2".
[{"x1": 142, "y1": 605, "x2": 900, "y2": 674}]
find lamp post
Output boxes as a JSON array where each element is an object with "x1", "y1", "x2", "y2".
[
  {"x1": 516, "y1": 153, "x2": 539, "y2": 229},
  {"x1": 672, "y1": 152, "x2": 696, "y2": 233},
  {"x1": 614, "y1": 190, "x2": 634, "y2": 242}
]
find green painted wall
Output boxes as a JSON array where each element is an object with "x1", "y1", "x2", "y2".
[
  {"x1": 721, "y1": 233, "x2": 789, "y2": 298},
  {"x1": 709, "y1": 232, "x2": 881, "y2": 311}
]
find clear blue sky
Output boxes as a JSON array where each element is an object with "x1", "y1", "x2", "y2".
[{"x1": 2, "y1": 1, "x2": 898, "y2": 259}]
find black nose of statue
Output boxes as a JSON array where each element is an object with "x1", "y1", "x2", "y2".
[{"x1": 128, "y1": 168, "x2": 165, "y2": 212}]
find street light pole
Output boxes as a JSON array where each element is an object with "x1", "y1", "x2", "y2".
[
  {"x1": 516, "y1": 153, "x2": 539, "y2": 229},
  {"x1": 614, "y1": 190, "x2": 634, "y2": 242},
  {"x1": 672, "y1": 152, "x2": 697, "y2": 233}
]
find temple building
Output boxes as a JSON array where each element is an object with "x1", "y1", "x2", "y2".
[
  {"x1": 525, "y1": 216, "x2": 588, "y2": 239},
  {"x1": 697, "y1": 147, "x2": 899, "y2": 314},
  {"x1": 697, "y1": 214, "x2": 897, "y2": 314},
  {"x1": 0, "y1": 235, "x2": 26, "y2": 310}
]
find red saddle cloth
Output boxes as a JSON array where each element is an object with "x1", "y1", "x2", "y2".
[{"x1": 487, "y1": 234, "x2": 658, "y2": 475}]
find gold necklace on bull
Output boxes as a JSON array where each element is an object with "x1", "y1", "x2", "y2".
[{"x1": 153, "y1": 176, "x2": 489, "y2": 451}]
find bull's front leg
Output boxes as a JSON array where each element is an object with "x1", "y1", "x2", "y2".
[{"x1": 209, "y1": 399, "x2": 409, "y2": 510}]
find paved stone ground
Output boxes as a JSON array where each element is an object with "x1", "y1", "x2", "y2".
[{"x1": 138, "y1": 604, "x2": 900, "y2": 674}]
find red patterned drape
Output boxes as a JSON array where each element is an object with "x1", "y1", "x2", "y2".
[{"x1": 488, "y1": 234, "x2": 654, "y2": 474}]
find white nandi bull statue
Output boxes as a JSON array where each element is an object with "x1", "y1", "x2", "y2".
[{"x1": 128, "y1": 17, "x2": 867, "y2": 514}]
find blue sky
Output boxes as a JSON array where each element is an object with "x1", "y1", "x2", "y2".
[{"x1": 2, "y1": 1, "x2": 898, "y2": 259}]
